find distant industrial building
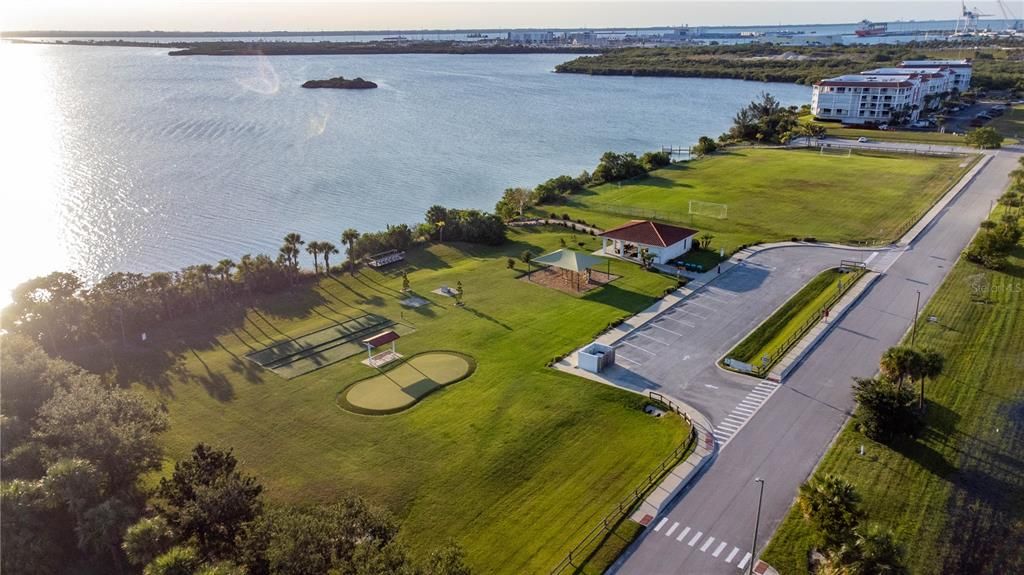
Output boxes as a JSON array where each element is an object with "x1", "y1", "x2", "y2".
[
  {"x1": 506, "y1": 30, "x2": 555, "y2": 44},
  {"x1": 811, "y1": 59, "x2": 972, "y2": 126}
]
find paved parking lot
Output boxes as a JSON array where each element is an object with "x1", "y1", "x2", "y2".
[{"x1": 604, "y1": 244, "x2": 883, "y2": 431}]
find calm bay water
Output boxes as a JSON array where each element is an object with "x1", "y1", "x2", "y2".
[{"x1": 0, "y1": 43, "x2": 809, "y2": 300}]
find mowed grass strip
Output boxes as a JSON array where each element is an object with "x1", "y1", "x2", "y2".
[
  {"x1": 532, "y1": 148, "x2": 972, "y2": 252},
  {"x1": 726, "y1": 268, "x2": 853, "y2": 367},
  {"x1": 763, "y1": 239, "x2": 1024, "y2": 574},
  {"x1": 104, "y1": 227, "x2": 688, "y2": 574}
]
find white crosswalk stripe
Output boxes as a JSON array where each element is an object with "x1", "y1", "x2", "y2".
[
  {"x1": 665, "y1": 522, "x2": 679, "y2": 537},
  {"x1": 737, "y1": 552, "x2": 752, "y2": 570},
  {"x1": 725, "y1": 547, "x2": 740, "y2": 563},
  {"x1": 712, "y1": 541, "x2": 728, "y2": 557},
  {"x1": 688, "y1": 531, "x2": 703, "y2": 546},
  {"x1": 700, "y1": 536, "x2": 716, "y2": 552},
  {"x1": 676, "y1": 526, "x2": 691, "y2": 542},
  {"x1": 653, "y1": 517, "x2": 668, "y2": 531}
]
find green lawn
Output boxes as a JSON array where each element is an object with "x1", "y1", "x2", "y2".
[
  {"x1": 725, "y1": 267, "x2": 859, "y2": 371},
  {"x1": 77, "y1": 227, "x2": 689, "y2": 574},
  {"x1": 763, "y1": 227, "x2": 1024, "y2": 574},
  {"x1": 989, "y1": 104, "x2": 1024, "y2": 141},
  {"x1": 532, "y1": 149, "x2": 972, "y2": 253}
]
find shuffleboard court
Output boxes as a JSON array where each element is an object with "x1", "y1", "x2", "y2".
[
  {"x1": 244, "y1": 314, "x2": 418, "y2": 379},
  {"x1": 339, "y1": 352, "x2": 475, "y2": 415},
  {"x1": 247, "y1": 314, "x2": 389, "y2": 366}
]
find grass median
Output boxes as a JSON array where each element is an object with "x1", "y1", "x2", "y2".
[
  {"x1": 530, "y1": 148, "x2": 973, "y2": 253},
  {"x1": 762, "y1": 226, "x2": 1024, "y2": 574},
  {"x1": 724, "y1": 267, "x2": 863, "y2": 373}
]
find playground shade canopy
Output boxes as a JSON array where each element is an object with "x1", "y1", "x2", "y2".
[{"x1": 532, "y1": 249, "x2": 607, "y2": 272}]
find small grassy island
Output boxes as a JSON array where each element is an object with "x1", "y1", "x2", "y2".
[{"x1": 301, "y1": 76, "x2": 378, "y2": 89}]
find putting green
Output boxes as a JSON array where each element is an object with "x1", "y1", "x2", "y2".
[{"x1": 339, "y1": 352, "x2": 475, "y2": 415}]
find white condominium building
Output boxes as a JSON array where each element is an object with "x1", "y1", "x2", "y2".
[
  {"x1": 811, "y1": 74, "x2": 923, "y2": 125},
  {"x1": 899, "y1": 59, "x2": 972, "y2": 92},
  {"x1": 862, "y1": 67, "x2": 955, "y2": 108}
]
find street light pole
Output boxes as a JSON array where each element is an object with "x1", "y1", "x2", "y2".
[
  {"x1": 912, "y1": 290, "x2": 921, "y2": 346},
  {"x1": 749, "y1": 478, "x2": 765, "y2": 575}
]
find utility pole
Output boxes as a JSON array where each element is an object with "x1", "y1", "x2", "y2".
[
  {"x1": 912, "y1": 290, "x2": 921, "y2": 346},
  {"x1": 749, "y1": 478, "x2": 765, "y2": 575}
]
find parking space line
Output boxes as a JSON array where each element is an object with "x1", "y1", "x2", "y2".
[
  {"x1": 660, "y1": 315, "x2": 696, "y2": 328},
  {"x1": 632, "y1": 331, "x2": 670, "y2": 346},
  {"x1": 737, "y1": 552, "x2": 752, "y2": 570},
  {"x1": 676, "y1": 526, "x2": 691, "y2": 542},
  {"x1": 688, "y1": 299, "x2": 717, "y2": 312},
  {"x1": 650, "y1": 323, "x2": 684, "y2": 337},
  {"x1": 688, "y1": 531, "x2": 704, "y2": 546},
  {"x1": 700, "y1": 536, "x2": 716, "y2": 552},
  {"x1": 712, "y1": 541, "x2": 728, "y2": 557},
  {"x1": 619, "y1": 341, "x2": 656, "y2": 355},
  {"x1": 615, "y1": 354, "x2": 642, "y2": 366},
  {"x1": 725, "y1": 547, "x2": 740, "y2": 563},
  {"x1": 653, "y1": 517, "x2": 668, "y2": 531},
  {"x1": 676, "y1": 307, "x2": 708, "y2": 320},
  {"x1": 665, "y1": 522, "x2": 679, "y2": 537}
]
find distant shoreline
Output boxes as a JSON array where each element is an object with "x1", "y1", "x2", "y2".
[{"x1": 6, "y1": 38, "x2": 603, "y2": 56}]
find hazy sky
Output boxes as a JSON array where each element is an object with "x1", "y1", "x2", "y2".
[{"x1": 1, "y1": 1, "x2": 1012, "y2": 31}]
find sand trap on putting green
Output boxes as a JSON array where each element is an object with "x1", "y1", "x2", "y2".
[{"x1": 341, "y1": 352, "x2": 475, "y2": 414}]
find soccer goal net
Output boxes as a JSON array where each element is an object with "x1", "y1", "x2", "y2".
[
  {"x1": 819, "y1": 146, "x2": 852, "y2": 157},
  {"x1": 688, "y1": 200, "x2": 728, "y2": 219}
]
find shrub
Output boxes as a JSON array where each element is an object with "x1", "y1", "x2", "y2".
[{"x1": 852, "y1": 377, "x2": 917, "y2": 441}]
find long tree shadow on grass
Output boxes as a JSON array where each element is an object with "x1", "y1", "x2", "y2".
[{"x1": 61, "y1": 282, "x2": 331, "y2": 399}]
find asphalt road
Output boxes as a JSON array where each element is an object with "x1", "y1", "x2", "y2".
[{"x1": 611, "y1": 150, "x2": 1020, "y2": 574}]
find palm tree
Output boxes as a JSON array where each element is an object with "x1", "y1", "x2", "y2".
[
  {"x1": 878, "y1": 346, "x2": 924, "y2": 391},
  {"x1": 917, "y1": 348, "x2": 945, "y2": 411},
  {"x1": 214, "y1": 259, "x2": 235, "y2": 294},
  {"x1": 196, "y1": 263, "x2": 215, "y2": 302},
  {"x1": 320, "y1": 242, "x2": 339, "y2": 275},
  {"x1": 341, "y1": 229, "x2": 360, "y2": 275},
  {"x1": 306, "y1": 242, "x2": 322, "y2": 275},
  {"x1": 833, "y1": 524, "x2": 908, "y2": 575},
  {"x1": 797, "y1": 473, "x2": 863, "y2": 551}
]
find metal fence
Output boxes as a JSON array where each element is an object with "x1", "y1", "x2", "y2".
[{"x1": 550, "y1": 403, "x2": 697, "y2": 574}]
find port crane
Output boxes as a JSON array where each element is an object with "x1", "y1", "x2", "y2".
[
  {"x1": 995, "y1": 0, "x2": 1022, "y2": 30},
  {"x1": 954, "y1": 0, "x2": 991, "y2": 35}
]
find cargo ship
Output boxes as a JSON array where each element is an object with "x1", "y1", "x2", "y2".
[{"x1": 855, "y1": 20, "x2": 888, "y2": 36}]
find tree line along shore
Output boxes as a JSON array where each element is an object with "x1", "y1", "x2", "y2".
[{"x1": 554, "y1": 42, "x2": 1024, "y2": 92}]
